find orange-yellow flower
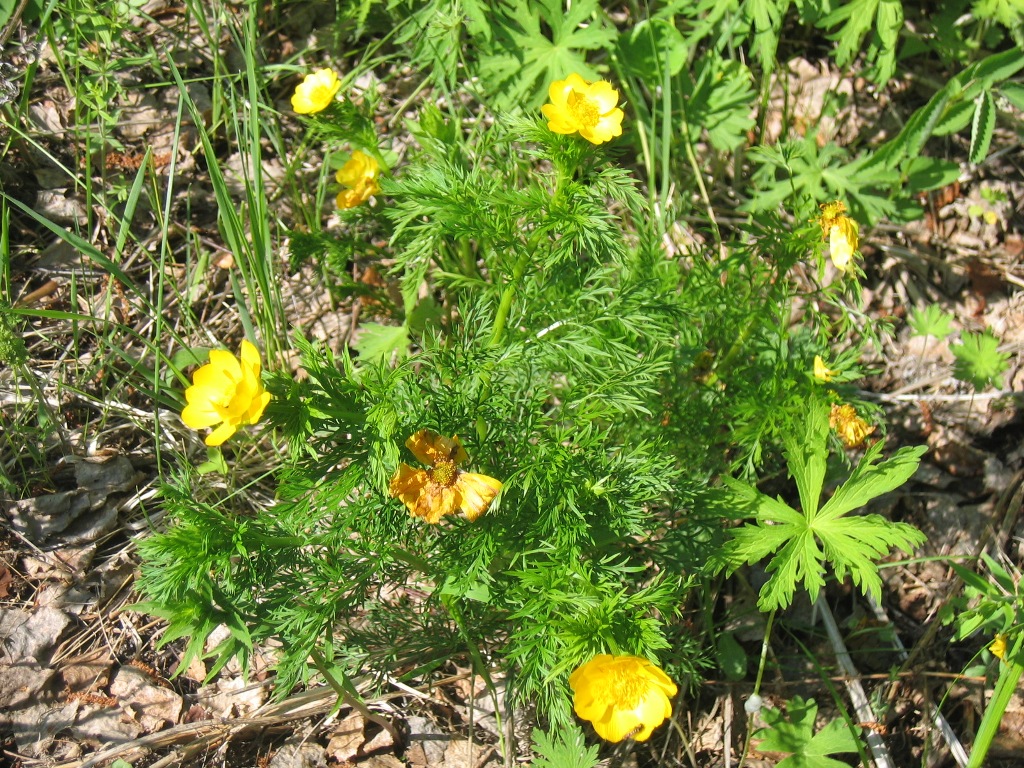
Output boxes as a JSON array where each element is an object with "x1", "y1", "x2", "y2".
[
  {"x1": 336, "y1": 150, "x2": 380, "y2": 209},
  {"x1": 818, "y1": 201, "x2": 859, "y2": 274},
  {"x1": 181, "y1": 340, "x2": 271, "y2": 446},
  {"x1": 291, "y1": 68, "x2": 341, "y2": 114},
  {"x1": 829, "y1": 403, "x2": 875, "y2": 448},
  {"x1": 569, "y1": 654, "x2": 678, "y2": 742},
  {"x1": 389, "y1": 429, "x2": 502, "y2": 524},
  {"x1": 814, "y1": 355, "x2": 838, "y2": 382},
  {"x1": 541, "y1": 73, "x2": 624, "y2": 145}
]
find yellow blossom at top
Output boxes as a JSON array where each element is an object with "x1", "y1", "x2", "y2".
[
  {"x1": 181, "y1": 340, "x2": 271, "y2": 446},
  {"x1": 569, "y1": 654, "x2": 678, "y2": 742},
  {"x1": 990, "y1": 634, "x2": 1007, "y2": 660},
  {"x1": 389, "y1": 429, "x2": 502, "y2": 524},
  {"x1": 818, "y1": 201, "x2": 859, "y2": 274},
  {"x1": 829, "y1": 403, "x2": 875, "y2": 449},
  {"x1": 814, "y1": 355, "x2": 838, "y2": 382},
  {"x1": 336, "y1": 150, "x2": 381, "y2": 209},
  {"x1": 291, "y1": 68, "x2": 341, "y2": 114},
  {"x1": 541, "y1": 73, "x2": 624, "y2": 145}
]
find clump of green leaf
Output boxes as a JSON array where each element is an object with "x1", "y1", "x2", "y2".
[
  {"x1": 752, "y1": 696, "x2": 860, "y2": 768},
  {"x1": 719, "y1": 400, "x2": 926, "y2": 611},
  {"x1": 952, "y1": 329, "x2": 1010, "y2": 390}
]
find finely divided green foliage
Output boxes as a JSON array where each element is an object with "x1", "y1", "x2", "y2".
[{"x1": 720, "y1": 400, "x2": 926, "y2": 611}]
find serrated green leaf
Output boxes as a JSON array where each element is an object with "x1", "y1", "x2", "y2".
[
  {"x1": 970, "y1": 90, "x2": 996, "y2": 165},
  {"x1": 817, "y1": 444, "x2": 926, "y2": 521},
  {"x1": 616, "y1": 19, "x2": 687, "y2": 82},
  {"x1": 783, "y1": 402, "x2": 829, "y2": 518},
  {"x1": 933, "y1": 99, "x2": 976, "y2": 136}
]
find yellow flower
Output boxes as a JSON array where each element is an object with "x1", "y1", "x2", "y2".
[
  {"x1": 291, "y1": 68, "x2": 341, "y2": 114},
  {"x1": 541, "y1": 73, "x2": 624, "y2": 145},
  {"x1": 569, "y1": 654, "x2": 678, "y2": 742},
  {"x1": 990, "y1": 634, "x2": 1007, "y2": 660},
  {"x1": 389, "y1": 429, "x2": 502, "y2": 524},
  {"x1": 829, "y1": 403, "x2": 875, "y2": 449},
  {"x1": 817, "y1": 201, "x2": 859, "y2": 274},
  {"x1": 181, "y1": 340, "x2": 271, "y2": 446},
  {"x1": 814, "y1": 355, "x2": 838, "y2": 382},
  {"x1": 335, "y1": 150, "x2": 380, "y2": 209}
]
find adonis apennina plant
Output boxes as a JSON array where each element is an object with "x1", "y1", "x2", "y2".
[{"x1": 138, "y1": 64, "x2": 925, "y2": 755}]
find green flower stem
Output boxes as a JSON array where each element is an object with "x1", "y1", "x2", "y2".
[
  {"x1": 967, "y1": 633, "x2": 1024, "y2": 768},
  {"x1": 309, "y1": 648, "x2": 399, "y2": 744},
  {"x1": 738, "y1": 607, "x2": 776, "y2": 768},
  {"x1": 488, "y1": 247, "x2": 533, "y2": 349}
]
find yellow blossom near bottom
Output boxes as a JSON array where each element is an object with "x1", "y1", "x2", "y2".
[
  {"x1": 389, "y1": 429, "x2": 502, "y2": 524},
  {"x1": 829, "y1": 403, "x2": 875, "y2": 448},
  {"x1": 569, "y1": 654, "x2": 678, "y2": 742}
]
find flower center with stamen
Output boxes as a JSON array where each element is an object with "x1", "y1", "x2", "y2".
[
  {"x1": 610, "y1": 669, "x2": 643, "y2": 707},
  {"x1": 429, "y1": 460, "x2": 458, "y2": 487},
  {"x1": 567, "y1": 90, "x2": 599, "y2": 127}
]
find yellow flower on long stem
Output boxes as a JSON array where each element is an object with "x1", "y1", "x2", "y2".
[
  {"x1": 817, "y1": 200, "x2": 860, "y2": 274},
  {"x1": 291, "y1": 68, "x2": 341, "y2": 114},
  {"x1": 181, "y1": 340, "x2": 271, "y2": 446},
  {"x1": 389, "y1": 430, "x2": 502, "y2": 524},
  {"x1": 541, "y1": 73, "x2": 624, "y2": 145},
  {"x1": 569, "y1": 654, "x2": 678, "y2": 742},
  {"x1": 829, "y1": 403, "x2": 875, "y2": 448},
  {"x1": 814, "y1": 355, "x2": 838, "y2": 382},
  {"x1": 335, "y1": 150, "x2": 380, "y2": 209}
]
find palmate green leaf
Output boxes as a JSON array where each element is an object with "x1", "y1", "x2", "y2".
[
  {"x1": 722, "y1": 402, "x2": 926, "y2": 611},
  {"x1": 481, "y1": 0, "x2": 615, "y2": 107},
  {"x1": 952, "y1": 329, "x2": 1011, "y2": 390},
  {"x1": 754, "y1": 696, "x2": 860, "y2": 768}
]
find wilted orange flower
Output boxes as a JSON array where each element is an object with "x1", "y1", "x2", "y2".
[
  {"x1": 389, "y1": 430, "x2": 502, "y2": 524},
  {"x1": 181, "y1": 340, "x2": 271, "y2": 446},
  {"x1": 336, "y1": 150, "x2": 380, "y2": 209},
  {"x1": 814, "y1": 355, "x2": 838, "y2": 382},
  {"x1": 829, "y1": 403, "x2": 875, "y2": 448},
  {"x1": 541, "y1": 73, "x2": 624, "y2": 145},
  {"x1": 818, "y1": 201, "x2": 859, "y2": 273},
  {"x1": 569, "y1": 654, "x2": 678, "y2": 742},
  {"x1": 291, "y1": 68, "x2": 341, "y2": 114}
]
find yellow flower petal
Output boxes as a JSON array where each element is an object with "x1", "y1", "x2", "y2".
[
  {"x1": 181, "y1": 341, "x2": 271, "y2": 445},
  {"x1": 291, "y1": 68, "x2": 341, "y2": 114},
  {"x1": 454, "y1": 472, "x2": 502, "y2": 522},
  {"x1": 829, "y1": 217, "x2": 859, "y2": 273},
  {"x1": 829, "y1": 403, "x2": 875, "y2": 448},
  {"x1": 542, "y1": 73, "x2": 624, "y2": 145},
  {"x1": 814, "y1": 355, "x2": 838, "y2": 382},
  {"x1": 569, "y1": 654, "x2": 677, "y2": 743}
]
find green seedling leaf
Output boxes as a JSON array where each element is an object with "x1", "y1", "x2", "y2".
[
  {"x1": 970, "y1": 90, "x2": 996, "y2": 165},
  {"x1": 908, "y1": 304, "x2": 954, "y2": 340},
  {"x1": 716, "y1": 630, "x2": 748, "y2": 681},
  {"x1": 754, "y1": 696, "x2": 860, "y2": 768},
  {"x1": 952, "y1": 329, "x2": 1010, "y2": 390}
]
